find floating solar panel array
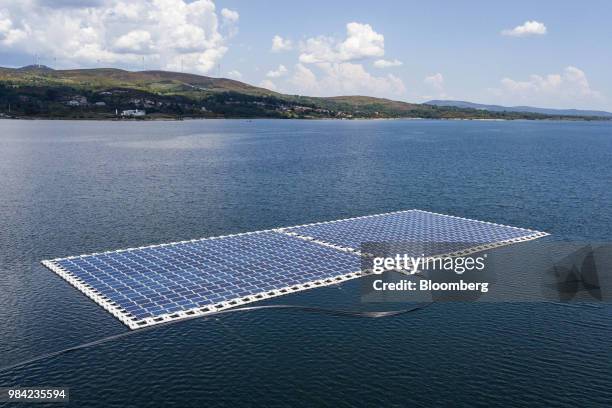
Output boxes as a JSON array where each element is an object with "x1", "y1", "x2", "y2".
[
  {"x1": 42, "y1": 210, "x2": 548, "y2": 329},
  {"x1": 281, "y1": 209, "x2": 547, "y2": 257}
]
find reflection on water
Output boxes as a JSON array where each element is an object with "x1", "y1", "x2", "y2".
[{"x1": 107, "y1": 133, "x2": 231, "y2": 150}]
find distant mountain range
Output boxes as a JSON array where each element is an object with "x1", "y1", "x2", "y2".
[
  {"x1": 0, "y1": 65, "x2": 609, "y2": 120},
  {"x1": 426, "y1": 100, "x2": 612, "y2": 118}
]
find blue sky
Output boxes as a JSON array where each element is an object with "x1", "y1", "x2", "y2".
[{"x1": 1, "y1": 0, "x2": 610, "y2": 110}]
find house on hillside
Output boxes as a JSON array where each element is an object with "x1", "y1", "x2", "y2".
[{"x1": 65, "y1": 95, "x2": 88, "y2": 106}]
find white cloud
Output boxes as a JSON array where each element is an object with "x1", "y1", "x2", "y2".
[
  {"x1": 424, "y1": 73, "x2": 444, "y2": 91},
  {"x1": 36, "y1": 0, "x2": 105, "y2": 8},
  {"x1": 374, "y1": 59, "x2": 402, "y2": 68},
  {"x1": 113, "y1": 30, "x2": 153, "y2": 54},
  {"x1": 502, "y1": 20, "x2": 547, "y2": 37},
  {"x1": 490, "y1": 66, "x2": 603, "y2": 108},
  {"x1": 0, "y1": 0, "x2": 237, "y2": 74},
  {"x1": 221, "y1": 8, "x2": 239, "y2": 24},
  {"x1": 266, "y1": 64, "x2": 288, "y2": 78},
  {"x1": 338, "y1": 22, "x2": 385, "y2": 60},
  {"x1": 299, "y1": 22, "x2": 384, "y2": 63},
  {"x1": 271, "y1": 35, "x2": 292, "y2": 52},
  {"x1": 289, "y1": 64, "x2": 318, "y2": 92},
  {"x1": 287, "y1": 62, "x2": 405, "y2": 97},
  {"x1": 0, "y1": 10, "x2": 26, "y2": 46},
  {"x1": 259, "y1": 79, "x2": 277, "y2": 91},
  {"x1": 271, "y1": 22, "x2": 404, "y2": 98},
  {"x1": 227, "y1": 69, "x2": 242, "y2": 79},
  {"x1": 421, "y1": 73, "x2": 451, "y2": 100}
]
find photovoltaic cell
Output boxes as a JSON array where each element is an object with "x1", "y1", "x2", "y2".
[
  {"x1": 282, "y1": 210, "x2": 548, "y2": 257},
  {"x1": 42, "y1": 209, "x2": 548, "y2": 329},
  {"x1": 43, "y1": 231, "x2": 361, "y2": 329}
]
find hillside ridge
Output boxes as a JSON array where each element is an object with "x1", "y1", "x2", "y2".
[
  {"x1": 427, "y1": 99, "x2": 612, "y2": 118},
  {"x1": 0, "y1": 66, "x2": 608, "y2": 120}
]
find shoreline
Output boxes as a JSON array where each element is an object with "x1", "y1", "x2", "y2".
[{"x1": 1, "y1": 116, "x2": 609, "y2": 123}]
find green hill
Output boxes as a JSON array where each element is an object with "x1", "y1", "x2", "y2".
[{"x1": 0, "y1": 66, "x2": 606, "y2": 120}]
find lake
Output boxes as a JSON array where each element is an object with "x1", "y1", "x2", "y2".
[{"x1": 0, "y1": 119, "x2": 611, "y2": 407}]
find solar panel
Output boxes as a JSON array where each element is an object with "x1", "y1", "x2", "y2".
[
  {"x1": 43, "y1": 231, "x2": 362, "y2": 329},
  {"x1": 282, "y1": 209, "x2": 548, "y2": 257},
  {"x1": 42, "y1": 209, "x2": 548, "y2": 329}
]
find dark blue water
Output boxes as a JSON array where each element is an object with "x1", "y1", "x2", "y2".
[{"x1": 0, "y1": 119, "x2": 611, "y2": 407}]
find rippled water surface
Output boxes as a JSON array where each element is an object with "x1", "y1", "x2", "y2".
[{"x1": 1, "y1": 119, "x2": 611, "y2": 407}]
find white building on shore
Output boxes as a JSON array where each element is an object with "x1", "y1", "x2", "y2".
[{"x1": 120, "y1": 109, "x2": 146, "y2": 117}]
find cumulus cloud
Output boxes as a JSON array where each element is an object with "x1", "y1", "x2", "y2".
[
  {"x1": 266, "y1": 64, "x2": 288, "y2": 78},
  {"x1": 287, "y1": 62, "x2": 405, "y2": 97},
  {"x1": 259, "y1": 79, "x2": 277, "y2": 91},
  {"x1": 290, "y1": 64, "x2": 318, "y2": 92},
  {"x1": 227, "y1": 70, "x2": 242, "y2": 79},
  {"x1": 0, "y1": 0, "x2": 238, "y2": 74},
  {"x1": 502, "y1": 20, "x2": 547, "y2": 37},
  {"x1": 374, "y1": 59, "x2": 402, "y2": 68},
  {"x1": 424, "y1": 73, "x2": 444, "y2": 91},
  {"x1": 0, "y1": 9, "x2": 26, "y2": 46},
  {"x1": 421, "y1": 73, "x2": 450, "y2": 100},
  {"x1": 36, "y1": 0, "x2": 106, "y2": 8},
  {"x1": 221, "y1": 8, "x2": 239, "y2": 24},
  {"x1": 271, "y1": 35, "x2": 292, "y2": 52},
  {"x1": 299, "y1": 22, "x2": 384, "y2": 63},
  {"x1": 273, "y1": 22, "x2": 404, "y2": 98},
  {"x1": 113, "y1": 30, "x2": 153, "y2": 54},
  {"x1": 490, "y1": 66, "x2": 603, "y2": 108}
]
